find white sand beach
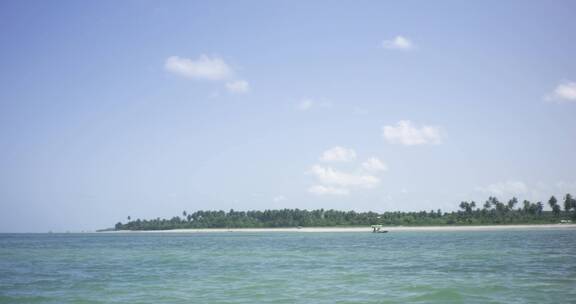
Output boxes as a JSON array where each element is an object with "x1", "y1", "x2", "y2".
[{"x1": 106, "y1": 224, "x2": 576, "y2": 233}]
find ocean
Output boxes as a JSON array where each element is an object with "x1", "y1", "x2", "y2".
[{"x1": 1, "y1": 229, "x2": 575, "y2": 303}]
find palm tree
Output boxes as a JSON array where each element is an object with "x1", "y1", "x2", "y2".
[
  {"x1": 507, "y1": 197, "x2": 518, "y2": 211},
  {"x1": 564, "y1": 194, "x2": 573, "y2": 212},
  {"x1": 522, "y1": 200, "x2": 531, "y2": 213},
  {"x1": 548, "y1": 196, "x2": 557, "y2": 209},
  {"x1": 536, "y1": 202, "x2": 544, "y2": 215},
  {"x1": 548, "y1": 196, "x2": 560, "y2": 217},
  {"x1": 552, "y1": 205, "x2": 561, "y2": 217}
]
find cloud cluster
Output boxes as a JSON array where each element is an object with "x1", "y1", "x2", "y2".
[
  {"x1": 273, "y1": 195, "x2": 287, "y2": 203},
  {"x1": 382, "y1": 120, "x2": 442, "y2": 146},
  {"x1": 308, "y1": 185, "x2": 350, "y2": 196},
  {"x1": 296, "y1": 98, "x2": 332, "y2": 111},
  {"x1": 165, "y1": 55, "x2": 250, "y2": 94},
  {"x1": 310, "y1": 165, "x2": 380, "y2": 188},
  {"x1": 545, "y1": 81, "x2": 576, "y2": 103},
  {"x1": 165, "y1": 55, "x2": 232, "y2": 80},
  {"x1": 225, "y1": 80, "x2": 250, "y2": 93},
  {"x1": 361, "y1": 157, "x2": 388, "y2": 172},
  {"x1": 320, "y1": 146, "x2": 357, "y2": 162},
  {"x1": 308, "y1": 147, "x2": 387, "y2": 196},
  {"x1": 381, "y1": 36, "x2": 414, "y2": 50}
]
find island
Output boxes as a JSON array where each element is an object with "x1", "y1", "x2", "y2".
[{"x1": 110, "y1": 194, "x2": 576, "y2": 231}]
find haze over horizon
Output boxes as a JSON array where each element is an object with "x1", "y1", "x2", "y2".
[{"x1": 1, "y1": 0, "x2": 575, "y2": 232}]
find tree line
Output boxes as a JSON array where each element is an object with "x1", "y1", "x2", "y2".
[{"x1": 114, "y1": 194, "x2": 576, "y2": 230}]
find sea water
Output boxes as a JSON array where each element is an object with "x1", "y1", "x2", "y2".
[{"x1": 1, "y1": 229, "x2": 575, "y2": 303}]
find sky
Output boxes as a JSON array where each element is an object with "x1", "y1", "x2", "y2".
[{"x1": 0, "y1": 0, "x2": 575, "y2": 232}]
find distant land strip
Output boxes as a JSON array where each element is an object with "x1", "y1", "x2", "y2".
[{"x1": 106, "y1": 194, "x2": 576, "y2": 231}]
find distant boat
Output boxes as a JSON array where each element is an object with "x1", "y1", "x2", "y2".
[{"x1": 371, "y1": 225, "x2": 388, "y2": 233}]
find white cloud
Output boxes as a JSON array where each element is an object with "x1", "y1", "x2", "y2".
[
  {"x1": 309, "y1": 165, "x2": 379, "y2": 188},
  {"x1": 475, "y1": 181, "x2": 528, "y2": 197},
  {"x1": 308, "y1": 185, "x2": 350, "y2": 196},
  {"x1": 361, "y1": 157, "x2": 388, "y2": 172},
  {"x1": 296, "y1": 98, "x2": 332, "y2": 111},
  {"x1": 226, "y1": 80, "x2": 250, "y2": 94},
  {"x1": 320, "y1": 146, "x2": 357, "y2": 162},
  {"x1": 165, "y1": 55, "x2": 233, "y2": 80},
  {"x1": 382, "y1": 120, "x2": 443, "y2": 146},
  {"x1": 306, "y1": 149, "x2": 389, "y2": 196},
  {"x1": 273, "y1": 195, "x2": 287, "y2": 202},
  {"x1": 381, "y1": 36, "x2": 414, "y2": 50},
  {"x1": 297, "y1": 98, "x2": 314, "y2": 111},
  {"x1": 546, "y1": 81, "x2": 576, "y2": 102}
]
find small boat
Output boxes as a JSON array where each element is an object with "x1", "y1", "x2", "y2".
[{"x1": 371, "y1": 225, "x2": 388, "y2": 233}]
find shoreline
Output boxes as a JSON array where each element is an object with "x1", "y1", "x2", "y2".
[{"x1": 102, "y1": 224, "x2": 576, "y2": 233}]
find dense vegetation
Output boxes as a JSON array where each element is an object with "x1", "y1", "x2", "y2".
[{"x1": 114, "y1": 194, "x2": 576, "y2": 231}]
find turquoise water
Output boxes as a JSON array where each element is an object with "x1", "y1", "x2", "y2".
[{"x1": 1, "y1": 229, "x2": 575, "y2": 303}]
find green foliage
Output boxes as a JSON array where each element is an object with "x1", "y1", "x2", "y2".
[
  {"x1": 114, "y1": 193, "x2": 574, "y2": 231},
  {"x1": 564, "y1": 194, "x2": 576, "y2": 212},
  {"x1": 549, "y1": 196, "x2": 561, "y2": 217}
]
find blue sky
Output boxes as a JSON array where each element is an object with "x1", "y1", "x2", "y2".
[{"x1": 0, "y1": 0, "x2": 575, "y2": 232}]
